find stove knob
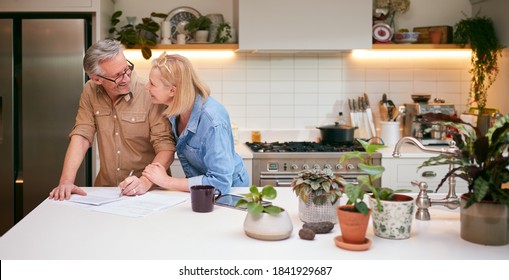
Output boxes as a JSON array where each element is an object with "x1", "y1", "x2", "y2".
[
  {"x1": 335, "y1": 164, "x2": 344, "y2": 170},
  {"x1": 324, "y1": 164, "x2": 332, "y2": 170},
  {"x1": 312, "y1": 164, "x2": 321, "y2": 170},
  {"x1": 346, "y1": 163, "x2": 355, "y2": 170},
  {"x1": 291, "y1": 164, "x2": 299, "y2": 170},
  {"x1": 302, "y1": 164, "x2": 310, "y2": 170}
]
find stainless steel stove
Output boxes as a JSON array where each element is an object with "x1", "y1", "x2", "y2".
[{"x1": 245, "y1": 141, "x2": 382, "y2": 187}]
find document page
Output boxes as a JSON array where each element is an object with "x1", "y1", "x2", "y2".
[
  {"x1": 93, "y1": 192, "x2": 188, "y2": 217},
  {"x1": 68, "y1": 188, "x2": 124, "y2": 206}
]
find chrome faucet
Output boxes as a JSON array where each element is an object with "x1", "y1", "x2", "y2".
[{"x1": 392, "y1": 136, "x2": 460, "y2": 220}]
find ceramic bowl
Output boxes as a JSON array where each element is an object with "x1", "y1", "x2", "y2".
[{"x1": 394, "y1": 32, "x2": 419, "y2": 44}]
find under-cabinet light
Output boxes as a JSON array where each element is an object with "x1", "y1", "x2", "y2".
[
  {"x1": 124, "y1": 49, "x2": 235, "y2": 60},
  {"x1": 351, "y1": 49, "x2": 471, "y2": 59}
]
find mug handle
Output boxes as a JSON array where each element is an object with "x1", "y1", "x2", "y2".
[{"x1": 214, "y1": 189, "x2": 222, "y2": 201}]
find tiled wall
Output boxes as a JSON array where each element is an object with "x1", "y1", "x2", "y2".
[{"x1": 127, "y1": 51, "x2": 471, "y2": 135}]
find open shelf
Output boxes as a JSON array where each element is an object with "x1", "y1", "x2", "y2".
[
  {"x1": 372, "y1": 44, "x2": 469, "y2": 50},
  {"x1": 151, "y1": 43, "x2": 239, "y2": 51}
]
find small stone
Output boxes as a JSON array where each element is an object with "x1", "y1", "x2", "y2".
[
  {"x1": 299, "y1": 228, "x2": 315, "y2": 240},
  {"x1": 303, "y1": 222, "x2": 334, "y2": 234}
]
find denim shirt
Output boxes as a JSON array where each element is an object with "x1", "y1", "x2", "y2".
[{"x1": 169, "y1": 95, "x2": 249, "y2": 193}]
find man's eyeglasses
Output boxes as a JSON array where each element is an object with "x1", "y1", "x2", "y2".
[{"x1": 97, "y1": 60, "x2": 134, "y2": 85}]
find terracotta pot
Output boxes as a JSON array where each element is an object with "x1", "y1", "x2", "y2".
[
  {"x1": 336, "y1": 205, "x2": 371, "y2": 244},
  {"x1": 460, "y1": 193, "x2": 509, "y2": 246},
  {"x1": 368, "y1": 194, "x2": 414, "y2": 239}
]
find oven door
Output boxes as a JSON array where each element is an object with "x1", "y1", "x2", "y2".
[{"x1": 259, "y1": 172, "x2": 361, "y2": 187}]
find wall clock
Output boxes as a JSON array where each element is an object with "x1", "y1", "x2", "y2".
[
  {"x1": 167, "y1": 6, "x2": 201, "y2": 42},
  {"x1": 372, "y1": 22, "x2": 393, "y2": 43}
]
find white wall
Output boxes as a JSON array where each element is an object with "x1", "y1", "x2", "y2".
[{"x1": 126, "y1": 51, "x2": 471, "y2": 134}]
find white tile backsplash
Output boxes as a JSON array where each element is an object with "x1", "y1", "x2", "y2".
[{"x1": 127, "y1": 51, "x2": 471, "y2": 137}]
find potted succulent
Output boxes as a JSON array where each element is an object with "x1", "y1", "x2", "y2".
[
  {"x1": 292, "y1": 168, "x2": 342, "y2": 223},
  {"x1": 419, "y1": 113, "x2": 509, "y2": 245},
  {"x1": 235, "y1": 185, "x2": 293, "y2": 241},
  {"x1": 184, "y1": 15, "x2": 212, "y2": 43},
  {"x1": 108, "y1": 11, "x2": 167, "y2": 59},
  {"x1": 453, "y1": 14, "x2": 504, "y2": 132}
]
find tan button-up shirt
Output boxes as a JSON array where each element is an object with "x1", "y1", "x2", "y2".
[{"x1": 69, "y1": 74, "x2": 175, "y2": 186}]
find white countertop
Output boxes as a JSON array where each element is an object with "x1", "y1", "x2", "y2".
[{"x1": 0, "y1": 188, "x2": 507, "y2": 260}]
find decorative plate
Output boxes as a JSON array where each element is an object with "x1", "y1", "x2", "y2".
[
  {"x1": 372, "y1": 22, "x2": 393, "y2": 43},
  {"x1": 167, "y1": 6, "x2": 201, "y2": 42}
]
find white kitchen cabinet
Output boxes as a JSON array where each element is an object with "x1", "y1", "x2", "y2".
[
  {"x1": 237, "y1": 0, "x2": 372, "y2": 51},
  {"x1": 382, "y1": 157, "x2": 468, "y2": 194}
]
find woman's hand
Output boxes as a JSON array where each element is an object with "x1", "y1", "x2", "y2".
[{"x1": 143, "y1": 162, "x2": 171, "y2": 189}]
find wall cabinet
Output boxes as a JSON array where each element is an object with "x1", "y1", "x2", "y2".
[{"x1": 237, "y1": 0, "x2": 372, "y2": 51}]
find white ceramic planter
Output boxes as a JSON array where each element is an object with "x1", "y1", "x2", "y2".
[
  {"x1": 368, "y1": 194, "x2": 414, "y2": 240},
  {"x1": 243, "y1": 210, "x2": 293, "y2": 241},
  {"x1": 194, "y1": 30, "x2": 209, "y2": 43}
]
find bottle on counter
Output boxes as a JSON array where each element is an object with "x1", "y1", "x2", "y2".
[{"x1": 337, "y1": 112, "x2": 347, "y2": 126}]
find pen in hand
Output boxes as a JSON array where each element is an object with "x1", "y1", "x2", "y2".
[{"x1": 119, "y1": 169, "x2": 134, "y2": 197}]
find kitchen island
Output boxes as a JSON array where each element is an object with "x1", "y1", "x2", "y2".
[{"x1": 0, "y1": 188, "x2": 507, "y2": 260}]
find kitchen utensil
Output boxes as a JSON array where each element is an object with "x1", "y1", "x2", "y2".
[
  {"x1": 363, "y1": 93, "x2": 377, "y2": 137},
  {"x1": 316, "y1": 123, "x2": 357, "y2": 145}
]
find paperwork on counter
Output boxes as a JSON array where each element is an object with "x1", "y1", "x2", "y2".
[{"x1": 65, "y1": 188, "x2": 188, "y2": 217}]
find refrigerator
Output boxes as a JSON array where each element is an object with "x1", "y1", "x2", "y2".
[{"x1": 0, "y1": 14, "x2": 93, "y2": 235}]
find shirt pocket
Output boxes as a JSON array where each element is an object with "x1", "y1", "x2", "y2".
[
  {"x1": 120, "y1": 112, "x2": 148, "y2": 138},
  {"x1": 93, "y1": 106, "x2": 112, "y2": 132}
]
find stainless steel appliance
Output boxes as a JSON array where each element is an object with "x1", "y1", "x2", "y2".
[
  {"x1": 402, "y1": 102, "x2": 456, "y2": 145},
  {"x1": 0, "y1": 14, "x2": 92, "y2": 235},
  {"x1": 245, "y1": 142, "x2": 381, "y2": 188}
]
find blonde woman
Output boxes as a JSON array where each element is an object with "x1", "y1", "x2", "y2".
[{"x1": 143, "y1": 53, "x2": 249, "y2": 193}]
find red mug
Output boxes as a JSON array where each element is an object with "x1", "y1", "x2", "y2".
[{"x1": 190, "y1": 185, "x2": 222, "y2": 213}]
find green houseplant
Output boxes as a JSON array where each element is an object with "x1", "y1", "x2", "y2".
[
  {"x1": 108, "y1": 11, "x2": 167, "y2": 59},
  {"x1": 419, "y1": 113, "x2": 509, "y2": 245},
  {"x1": 213, "y1": 22, "x2": 232, "y2": 43},
  {"x1": 185, "y1": 15, "x2": 212, "y2": 43},
  {"x1": 292, "y1": 168, "x2": 342, "y2": 223},
  {"x1": 235, "y1": 185, "x2": 292, "y2": 241},
  {"x1": 453, "y1": 13, "x2": 504, "y2": 125}
]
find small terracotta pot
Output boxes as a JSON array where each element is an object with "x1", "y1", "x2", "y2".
[{"x1": 336, "y1": 205, "x2": 371, "y2": 244}]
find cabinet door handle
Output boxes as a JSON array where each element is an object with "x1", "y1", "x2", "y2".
[{"x1": 421, "y1": 171, "x2": 437, "y2": 178}]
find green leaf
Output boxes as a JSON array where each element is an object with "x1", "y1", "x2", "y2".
[
  {"x1": 141, "y1": 47, "x2": 152, "y2": 60},
  {"x1": 263, "y1": 205, "x2": 282, "y2": 215},
  {"x1": 235, "y1": 199, "x2": 248, "y2": 208},
  {"x1": 247, "y1": 201, "x2": 263, "y2": 215},
  {"x1": 261, "y1": 185, "x2": 277, "y2": 200}
]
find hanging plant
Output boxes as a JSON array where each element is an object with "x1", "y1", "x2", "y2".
[{"x1": 453, "y1": 13, "x2": 504, "y2": 117}]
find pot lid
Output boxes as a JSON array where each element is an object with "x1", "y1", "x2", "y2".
[{"x1": 317, "y1": 122, "x2": 356, "y2": 129}]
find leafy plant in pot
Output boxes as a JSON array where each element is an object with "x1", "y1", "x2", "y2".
[
  {"x1": 109, "y1": 11, "x2": 167, "y2": 59},
  {"x1": 292, "y1": 168, "x2": 342, "y2": 223},
  {"x1": 453, "y1": 13, "x2": 504, "y2": 132},
  {"x1": 419, "y1": 113, "x2": 509, "y2": 245},
  {"x1": 334, "y1": 139, "x2": 385, "y2": 248},
  {"x1": 235, "y1": 185, "x2": 293, "y2": 241},
  {"x1": 185, "y1": 15, "x2": 212, "y2": 43}
]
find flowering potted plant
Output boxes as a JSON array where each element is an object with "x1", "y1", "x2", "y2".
[{"x1": 419, "y1": 113, "x2": 509, "y2": 245}]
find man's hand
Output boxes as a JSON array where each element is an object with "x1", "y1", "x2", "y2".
[{"x1": 49, "y1": 183, "x2": 86, "y2": 200}]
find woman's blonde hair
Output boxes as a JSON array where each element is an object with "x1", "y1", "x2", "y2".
[{"x1": 152, "y1": 53, "x2": 210, "y2": 116}]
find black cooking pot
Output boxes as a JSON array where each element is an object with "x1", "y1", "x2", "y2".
[{"x1": 317, "y1": 122, "x2": 357, "y2": 145}]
